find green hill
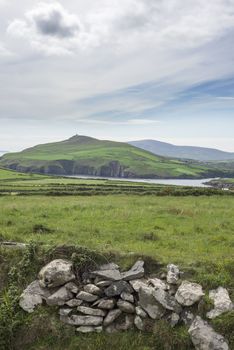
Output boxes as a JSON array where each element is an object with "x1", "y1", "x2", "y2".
[{"x1": 0, "y1": 135, "x2": 231, "y2": 178}]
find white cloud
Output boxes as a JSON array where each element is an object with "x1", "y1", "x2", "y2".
[
  {"x1": 1, "y1": 0, "x2": 234, "y2": 152},
  {"x1": 217, "y1": 96, "x2": 234, "y2": 100},
  {"x1": 7, "y1": 2, "x2": 81, "y2": 55},
  {"x1": 0, "y1": 43, "x2": 12, "y2": 56},
  {"x1": 78, "y1": 118, "x2": 160, "y2": 125},
  {"x1": 7, "y1": 0, "x2": 234, "y2": 56}
]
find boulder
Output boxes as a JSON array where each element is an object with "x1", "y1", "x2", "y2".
[
  {"x1": 138, "y1": 286, "x2": 165, "y2": 319},
  {"x1": 77, "y1": 291, "x2": 99, "y2": 302},
  {"x1": 65, "y1": 282, "x2": 79, "y2": 294},
  {"x1": 207, "y1": 287, "x2": 233, "y2": 319},
  {"x1": 167, "y1": 264, "x2": 180, "y2": 285},
  {"x1": 120, "y1": 292, "x2": 134, "y2": 303},
  {"x1": 188, "y1": 316, "x2": 229, "y2": 350},
  {"x1": 66, "y1": 299, "x2": 83, "y2": 307},
  {"x1": 134, "y1": 316, "x2": 144, "y2": 331},
  {"x1": 129, "y1": 279, "x2": 148, "y2": 292},
  {"x1": 122, "y1": 261, "x2": 144, "y2": 281},
  {"x1": 153, "y1": 288, "x2": 182, "y2": 313},
  {"x1": 69, "y1": 315, "x2": 103, "y2": 326},
  {"x1": 169, "y1": 313, "x2": 180, "y2": 328},
  {"x1": 175, "y1": 281, "x2": 204, "y2": 306},
  {"x1": 117, "y1": 300, "x2": 135, "y2": 313},
  {"x1": 19, "y1": 280, "x2": 52, "y2": 313},
  {"x1": 104, "y1": 281, "x2": 133, "y2": 297},
  {"x1": 38, "y1": 259, "x2": 75, "y2": 288},
  {"x1": 47, "y1": 286, "x2": 73, "y2": 306},
  {"x1": 76, "y1": 326, "x2": 102, "y2": 333},
  {"x1": 96, "y1": 299, "x2": 116, "y2": 310},
  {"x1": 103, "y1": 309, "x2": 122, "y2": 326},
  {"x1": 148, "y1": 278, "x2": 167, "y2": 290},
  {"x1": 135, "y1": 306, "x2": 147, "y2": 318},
  {"x1": 91, "y1": 269, "x2": 122, "y2": 281},
  {"x1": 98, "y1": 263, "x2": 120, "y2": 271},
  {"x1": 84, "y1": 284, "x2": 102, "y2": 296},
  {"x1": 77, "y1": 306, "x2": 106, "y2": 317},
  {"x1": 96, "y1": 280, "x2": 112, "y2": 288},
  {"x1": 59, "y1": 308, "x2": 72, "y2": 317}
]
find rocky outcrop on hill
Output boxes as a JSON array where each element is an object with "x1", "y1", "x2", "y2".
[
  {"x1": 2, "y1": 159, "x2": 129, "y2": 178},
  {"x1": 19, "y1": 259, "x2": 233, "y2": 349}
]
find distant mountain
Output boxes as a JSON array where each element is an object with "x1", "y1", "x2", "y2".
[
  {"x1": 0, "y1": 135, "x2": 229, "y2": 179},
  {"x1": 129, "y1": 140, "x2": 234, "y2": 161}
]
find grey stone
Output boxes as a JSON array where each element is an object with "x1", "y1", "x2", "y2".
[
  {"x1": 138, "y1": 286, "x2": 165, "y2": 319},
  {"x1": 65, "y1": 282, "x2": 79, "y2": 294},
  {"x1": 207, "y1": 287, "x2": 233, "y2": 319},
  {"x1": 148, "y1": 278, "x2": 167, "y2": 290},
  {"x1": 19, "y1": 280, "x2": 52, "y2": 313},
  {"x1": 60, "y1": 315, "x2": 73, "y2": 325},
  {"x1": 96, "y1": 280, "x2": 112, "y2": 288},
  {"x1": 98, "y1": 263, "x2": 119, "y2": 271},
  {"x1": 134, "y1": 316, "x2": 144, "y2": 331},
  {"x1": 76, "y1": 326, "x2": 103, "y2": 333},
  {"x1": 169, "y1": 313, "x2": 180, "y2": 327},
  {"x1": 59, "y1": 308, "x2": 72, "y2": 317},
  {"x1": 122, "y1": 260, "x2": 144, "y2": 281},
  {"x1": 175, "y1": 281, "x2": 204, "y2": 306},
  {"x1": 69, "y1": 315, "x2": 103, "y2": 326},
  {"x1": 0, "y1": 241, "x2": 28, "y2": 249},
  {"x1": 96, "y1": 299, "x2": 116, "y2": 310},
  {"x1": 120, "y1": 292, "x2": 134, "y2": 303},
  {"x1": 84, "y1": 284, "x2": 102, "y2": 296},
  {"x1": 104, "y1": 281, "x2": 133, "y2": 297},
  {"x1": 153, "y1": 287, "x2": 182, "y2": 313},
  {"x1": 66, "y1": 299, "x2": 83, "y2": 307},
  {"x1": 188, "y1": 316, "x2": 229, "y2": 350},
  {"x1": 38, "y1": 259, "x2": 75, "y2": 288},
  {"x1": 167, "y1": 264, "x2": 180, "y2": 285},
  {"x1": 135, "y1": 306, "x2": 147, "y2": 318},
  {"x1": 103, "y1": 309, "x2": 122, "y2": 326},
  {"x1": 91, "y1": 269, "x2": 122, "y2": 281},
  {"x1": 77, "y1": 306, "x2": 106, "y2": 317},
  {"x1": 77, "y1": 291, "x2": 99, "y2": 302},
  {"x1": 47, "y1": 286, "x2": 73, "y2": 306},
  {"x1": 117, "y1": 300, "x2": 135, "y2": 313},
  {"x1": 129, "y1": 279, "x2": 148, "y2": 292}
]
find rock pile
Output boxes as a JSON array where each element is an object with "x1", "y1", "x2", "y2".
[{"x1": 19, "y1": 259, "x2": 233, "y2": 349}]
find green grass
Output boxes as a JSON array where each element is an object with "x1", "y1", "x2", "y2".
[
  {"x1": 0, "y1": 135, "x2": 222, "y2": 178},
  {"x1": 1, "y1": 195, "x2": 234, "y2": 288},
  {"x1": 0, "y1": 167, "x2": 229, "y2": 197},
  {"x1": 0, "y1": 167, "x2": 233, "y2": 350},
  {"x1": 0, "y1": 167, "x2": 45, "y2": 181}
]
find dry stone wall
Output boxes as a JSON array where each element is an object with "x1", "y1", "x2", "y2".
[{"x1": 19, "y1": 259, "x2": 233, "y2": 350}]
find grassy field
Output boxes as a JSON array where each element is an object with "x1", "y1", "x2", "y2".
[
  {"x1": 0, "y1": 167, "x2": 230, "y2": 196},
  {"x1": 1, "y1": 195, "x2": 234, "y2": 272},
  {"x1": 0, "y1": 168, "x2": 233, "y2": 350}
]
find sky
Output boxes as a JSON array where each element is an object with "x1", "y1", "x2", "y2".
[{"x1": 0, "y1": 0, "x2": 234, "y2": 152}]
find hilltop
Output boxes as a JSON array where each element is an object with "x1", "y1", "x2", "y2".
[
  {"x1": 0, "y1": 135, "x2": 232, "y2": 179},
  {"x1": 129, "y1": 139, "x2": 234, "y2": 161}
]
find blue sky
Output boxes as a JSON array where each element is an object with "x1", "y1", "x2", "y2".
[{"x1": 0, "y1": 0, "x2": 234, "y2": 151}]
